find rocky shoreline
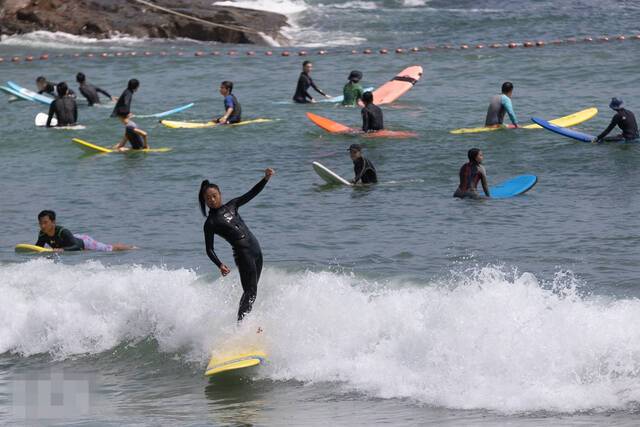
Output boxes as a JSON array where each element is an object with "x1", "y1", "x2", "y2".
[{"x1": 0, "y1": 0, "x2": 289, "y2": 45}]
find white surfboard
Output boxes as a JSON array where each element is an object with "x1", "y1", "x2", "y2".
[
  {"x1": 35, "y1": 112, "x2": 57, "y2": 127},
  {"x1": 312, "y1": 161, "x2": 353, "y2": 186}
]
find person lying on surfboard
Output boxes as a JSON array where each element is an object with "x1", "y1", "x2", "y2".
[
  {"x1": 349, "y1": 144, "x2": 377, "y2": 184},
  {"x1": 76, "y1": 72, "x2": 116, "y2": 106},
  {"x1": 215, "y1": 81, "x2": 242, "y2": 124},
  {"x1": 454, "y1": 148, "x2": 490, "y2": 199},
  {"x1": 36, "y1": 76, "x2": 75, "y2": 98},
  {"x1": 113, "y1": 112, "x2": 149, "y2": 151},
  {"x1": 361, "y1": 91, "x2": 384, "y2": 133},
  {"x1": 342, "y1": 70, "x2": 364, "y2": 107},
  {"x1": 35, "y1": 210, "x2": 134, "y2": 253},
  {"x1": 595, "y1": 98, "x2": 638, "y2": 142},
  {"x1": 46, "y1": 82, "x2": 78, "y2": 127},
  {"x1": 111, "y1": 79, "x2": 139, "y2": 118},
  {"x1": 293, "y1": 60, "x2": 331, "y2": 103},
  {"x1": 485, "y1": 82, "x2": 518, "y2": 128}
]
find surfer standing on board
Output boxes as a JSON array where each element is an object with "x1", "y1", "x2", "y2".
[
  {"x1": 349, "y1": 144, "x2": 378, "y2": 184},
  {"x1": 361, "y1": 91, "x2": 384, "y2": 133},
  {"x1": 293, "y1": 60, "x2": 331, "y2": 103},
  {"x1": 454, "y1": 148, "x2": 490, "y2": 199},
  {"x1": 485, "y1": 82, "x2": 518, "y2": 128},
  {"x1": 215, "y1": 81, "x2": 242, "y2": 124},
  {"x1": 595, "y1": 98, "x2": 638, "y2": 142},
  {"x1": 200, "y1": 168, "x2": 275, "y2": 322}
]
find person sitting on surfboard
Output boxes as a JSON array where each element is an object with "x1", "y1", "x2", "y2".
[
  {"x1": 35, "y1": 210, "x2": 134, "y2": 253},
  {"x1": 485, "y1": 82, "x2": 518, "y2": 128},
  {"x1": 342, "y1": 70, "x2": 364, "y2": 107},
  {"x1": 200, "y1": 168, "x2": 275, "y2": 322},
  {"x1": 46, "y1": 82, "x2": 77, "y2": 127},
  {"x1": 595, "y1": 98, "x2": 638, "y2": 142},
  {"x1": 361, "y1": 91, "x2": 384, "y2": 133},
  {"x1": 113, "y1": 112, "x2": 149, "y2": 151},
  {"x1": 76, "y1": 72, "x2": 116, "y2": 106},
  {"x1": 215, "y1": 81, "x2": 242, "y2": 124},
  {"x1": 293, "y1": 60, "x2": 331, "y2": 103},
  {"x1": 454, "y1": 148, "x2": 490, "y2": 199},
  {"x1": 349, "y1": 144, "x2": 377, "y2": 184},
  {"x1": 111, "y1": 79, "x2": 139, "y2": 117},
  {"x1": 36, "y1": 76, "x2": 75, "y2": 98}
]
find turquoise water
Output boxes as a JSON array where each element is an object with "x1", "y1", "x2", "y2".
[{"x1": 1, "y1": 1, "x2": 640, "y2": 425}]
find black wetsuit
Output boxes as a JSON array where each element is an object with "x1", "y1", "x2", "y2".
[
  {"x1": 353, "y1": 157, "x2": 378, "y2": 184},
  {"x1": 361, "y1": 103, "x2": 384, "y2": 132},
  {"x1": 39, "y1": 83, "x2": 75, "y2": 98},
  {"x1": 47, "y1": 96, "x2": 78, "y2": 127},
  {"x1": 35, "y1": 226, "x2": 84, "y2": 251},
  {"x1": 79, "y1": 82, "x2": 112, "y2": 106},
  {"x1": 204, "y1": 178, "x2": 268, "y2": 321},
  {"x1": 597, "y1": 108, "x2": 639, "y2": 141},
  {"x1": 293, "y1": 72, "x2": 326, "y2": 103},
  {"x1": 112, "y1": 88, "x2": 134, "y2": 117}
]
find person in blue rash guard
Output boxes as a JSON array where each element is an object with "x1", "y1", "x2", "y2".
[
  {"x1": 485, "y1": 81, "x2": 518, "y2": 128},
  {"x1": 595, "y1": 98, "x2": 638, "y2": 142},
  {"x1": 215, "y1": 81, "x2": 242, "y2": 124}
]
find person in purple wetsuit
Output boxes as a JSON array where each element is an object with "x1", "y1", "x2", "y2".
[{"x1": 453, "y1": 148, "x2": 490, "y2": 199}]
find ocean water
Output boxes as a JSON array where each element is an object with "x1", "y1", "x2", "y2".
[{"x1": 1, "y1": 0, "x2": 640, "y2": 425}]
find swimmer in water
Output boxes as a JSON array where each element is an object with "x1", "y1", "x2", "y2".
[
  {"x1": 200, "y1": 168, "x2": 275, "y2": 322},
  {"x1": 46, "y1": 82, "x2": 77, "y2": 127},
  {"x1": 113, "y1": 112, "x2": 149, "y2": 151},
  {"x1": 361, "y1": 91, "x2": 384, "y2": 133},
  {"x1": 342, "y1": 70, "x2": 364, "y2": 107},
  {"x1": 292, "y1": 61, "x2": 331, "y2": 103},
  {"x1": 215, "y1": 81, "x2": 242, "y2": 124},
  {"x1": 36, "y1": 76, "x2": 75, "y2": 98},
  {"x1": 349, "y1": 144, "x2": 377, "y2": 184},
  {"x1": 485, "y1": 82, "x2": 518, "y2": 128},
  {"x1": 35, "y1": 210, "x2": 134, "y2": 252},
  {"x1": 76, "y1": 72, "x2": 116, "y2": 106},
  {"x1": 112, "y1": 79, "x2": 139, "y2": 117},
  {"x1": 595, "y1": 97, "x2": 639, "y2": 142},
  {"x1": 453, "y1": 148, "x2": 490, "y2": 199}
]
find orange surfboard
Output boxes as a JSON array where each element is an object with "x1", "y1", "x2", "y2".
[
  {"x1": 367, "y1": 66, "x2": 423, "y2": 105},
  {"x1": 306, "y1": 112, "x2": 417, "y2": 138}
]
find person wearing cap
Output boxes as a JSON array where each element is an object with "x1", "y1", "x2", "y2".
[
  {"x1": 595, "y1": 98, "x2": 638, "y2": 142},
  {"x1": 349, "y1": 144, "x2": 377, "y2": 184},
  {"x1": 342, "y1": 70, "x2": 364, "y2": 107},
  {"x1": 361, "y1": 91, "x2": 384, "y2": 133},
  {"x1": 485, "y1": 81, "x2": 518, "y2": 128},
  {"x1": 292, "y1": 61, "x2": 331, "y2": 103}
]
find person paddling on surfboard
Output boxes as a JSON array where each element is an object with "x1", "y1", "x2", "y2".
[
  {"x1": 485, "y1": 82, "x2": 518, "y2": 128},
  {"x1": 215, "y1": 81, "x2": 242, "y2": 124},
  {"x1": 361, "y1": 91, "x2": 384, "y2": 133},
  {"x1": 113, "y1": 112, "x2": 149, "y2": 151},
  {"x1": 293, "y1": 61, "x2": 331, "y2": 103},
  {"x1": 37, "y1": 76, "x2": 75, "y2": 98},
  {"x1": 342, "y1": 70, "x2": 364, "y2": 107},
  {"x1": 349, "y1": 144, "x2": 377, "y2": 184},
  {"x1": 35, "y1": 210, "x2": 134, "y2": 253},
  {"x1": 595, "y1": 98, "x2": 638, "y2": 142},
  {"x1": 111, "y1": 79, "x2": 139, "y2": 118},
  {"x1": 200, "y1": 168, "x2": 275, "y2": 322},
  {"x1": 454, "y1": 148, "x2": 490, "y2": 199},
  {"x1": 76, "y1": 72, "x2": 116, "y2": 106},
  {"x1": 46, "y1": 82, "x2": 78, "y2": 128}
]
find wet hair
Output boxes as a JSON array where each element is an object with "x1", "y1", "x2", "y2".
[
  {"x1": 221, "y1": 81, "x2": 233, "y2": 93},
  {"x1": 38, "y1": 210, "x2": 56, "y2": 221},
  {"x1": 362, "y1": 91, "x2": 373, "y2": 104},
  {"x1": 57, "y1": 82, "x2": 68, "y2": 97},
  {"x1": 468, "y1": 148, "x2": 481, "y2": 163},
  {"x1": 128, "y1": 79, "x2": 140, "y2": 91},
  {"x1": 76, "y1": 72, "x2": 86, "y2": 83},
  {"x1": 199, "y1": 180, "x2": 221, "y2": 216},
  {"x1": 302, "y1": 60, "x2": 312, "y2": 68},
  {"x1": 36, "y1": 76, "x2": 46, "y2": 84},
  {"x1": 501, "y1": 81, "x2": 514, "y2": 94}
]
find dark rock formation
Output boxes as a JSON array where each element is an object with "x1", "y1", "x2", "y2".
[{"x1": 0, "y1": 0, "x2": 289, "y2": 45}]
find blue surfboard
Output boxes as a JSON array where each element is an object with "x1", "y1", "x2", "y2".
[
  {"x1": 7, "y1": 81, "x2": 54, "y2": 105},
  {"x1": 531, "y1": 117, "x2": 595, "y2": 142},
  {"x1": 319, "y1": 87, "x2": 374, "y2": 103},
  {"x1": 491, "y1": 175, "x2": 537, "y2": 199},
  {"x1": 135, "y1": 103, "x2": 195, "y2": 118},
  {"x1": 1, "y1": 85, "x2": 33, "y2": 102}
]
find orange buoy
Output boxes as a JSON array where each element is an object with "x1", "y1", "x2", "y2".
[
  {"x1": 246, "y1": 51, "x2": 255, "y2": 56},
  {"x1": 298, "y1": 50, "x2": 307, "y2": 56},
  {"x1": 583, "y1": 36, "x2": 593, "y2": 42},
  {"x1": 265, "y1": 51, "x2": 273, "y2": 56},
  {"x1": 363, "y1": 48, "x2": 372, "y2": 54},
  {"x1": 195, "y1": 51, "x2": 205, "y2": 57},
  {"x1": 523, "y1": 41, "x2": 534, "y2": 48},
  {"x1": 460, "y1": 44, "x2": 469, "y2": 49},
  {"x1": 395, "y1": 48, "x2": 404, "y2": 53},
  {"x1": 11, "y1": 56, "x2": 20, "y2": 62},
  {"x1": 535, "y1": 40, "x2": 545, "y2": 47},
  {"x1": 379, "y1": 48, "x2": 388, "y2": 54},
  {"x1": 40, "y1": 53, "x2": 49, "y2": 60},
  {"x1": 599, "y1": 36, "x2": 609, "y2": 42},
  {"x1": 490, "y1": 43, "x2": 502, "y2": 48},
  {"x1": 410, "y1": 47, "x2": 419, "y2": 52},
  {"x1": 475, "y1": 44, "x2": 484, "y2": 49},
  {"x1": 281, "y1": 51, "x2": 290, "y2": 56},
  {"x1": 617, "y1": 35, "x2": 625, "y2": 41},
  {"x1": 508, "y1": 42, "x2": 517, "y2": 48},
  {"x1": 100, "y1": 52, "x2": 108, "y2": 58}
]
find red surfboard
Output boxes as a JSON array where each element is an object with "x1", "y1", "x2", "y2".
[{"x1": 306, "y1": 112, "x2": 417, "y2": 138}]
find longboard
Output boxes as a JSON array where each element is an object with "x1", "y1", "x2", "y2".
[
  {"x1": 15, "y1": 244, "x2": 54, "y2": 254},
  {"x1": 72, "y1": 138, "x2": 172, "y2": 153},
  {"x1": 530, "y1": 117, "x2": 595, "y2": 142},
  {"x1": 7, "y1": 81, "x2": 54, "y2": 105},
  {"x1": 366, "y1": 66, "x2": 423, "y2": 105},
  {"x1": 1, "y1": 85, "x2": 34, "y2": 102},
  {"x1": 205, "y1": 350, "x2": 267, "y2": 377},
  {"x1": 306, "y1": 112, "x2": 417, "y2": 138},
  {"x1": 135, "y1": 103, "x2": 195, "y2": 118},
  {"x1": 312, "y1": 161, "x2": 353, "y2": 186},
  {"x1": 491, "y1": 175, "x2": 538, "y2": 199},
  {"x1": 450, "y1": 107, "x2": 598, "y2": 134},
  {"x1": 35, "y1": 112, "x2": 57, "y2": 127},
  {"x1": 320, "y1": 87, "x2": 374, "y2": 103},
  {"x1": 160, "y1": 118, "x2": 273, "y2": 129}
]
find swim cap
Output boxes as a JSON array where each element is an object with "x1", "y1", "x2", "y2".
[
  {"x1": 348, "y1": 144, "x2": 362, "y2": 152},
  {"x1": 609, "y1": 97, "x2": 624, "y2": 110},
  {"x1": 348, "y1": 70, "x2": 363, "y2": 82}
]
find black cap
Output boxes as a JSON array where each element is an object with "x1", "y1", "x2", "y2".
[
  {"x1": 348, "y1": 70, "x2": 362, "y2": 83},
  {"x1": 348, "y1": 144, "x2": 362, "y2": 152}
]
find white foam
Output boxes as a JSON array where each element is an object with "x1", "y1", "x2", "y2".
[
  {"x1": 213, "y1": 0, "x2": 308, "y2": 15},
  {"x1": 4, "y1": 260, "x2": 640, "y2": 413},
  {"x1": 0, "y1": 31, "x2": 154, "y2": 50}
]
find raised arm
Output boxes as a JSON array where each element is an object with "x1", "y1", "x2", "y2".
[{"x1": 231, "y1": 169, "x2": 275, "y2": 208}]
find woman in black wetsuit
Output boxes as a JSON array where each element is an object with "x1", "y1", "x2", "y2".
[{"x1": 199, "y1": 168, "x2": 275, "y2": 321}]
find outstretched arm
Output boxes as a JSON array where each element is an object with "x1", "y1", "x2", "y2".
[
  {"x1": 597, "y1": 116, "x2": 618, "y2": 141},
  {"x1": 309, "y1": 76, "x2": 327, "y2": 97},
  {"x1": 232, "y1": 168, "x2": 275, "y2": 208},
  {"x1": 96, "y1": 87, "x2": 112, "y2": 98}
]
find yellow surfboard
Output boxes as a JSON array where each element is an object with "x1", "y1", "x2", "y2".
[
  {"x1": 15, "y1": 244, "x2": 54, "y2": 253},
  {"x1": 450, "y1": 107, "x2": 598, "y2": 134},
  {"x1": 160, "y1": 118, "x2": 273, "y2": 129},
  {"x1": 205, "y1": 350, "x2": 266, "y2": 377},
  {"x1": 72, "y1": 138, "x2": 172, "y2": 153}
]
